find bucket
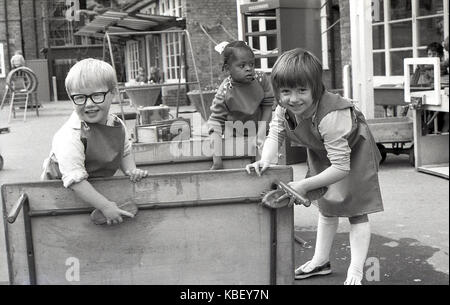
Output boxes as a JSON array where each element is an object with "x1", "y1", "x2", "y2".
[{"x1": 125, "y1": 86, "x2": 161, "y2": 108}]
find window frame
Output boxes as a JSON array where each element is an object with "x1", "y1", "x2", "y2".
[
  {"x1": 246, "y1": 16, "x2": 277, "y2": 72},
  {"x1": 161, "y1": 32, "x2": 185, "y2": 83},
  {"x1": 159, "y1": 0, "x2": 183, "y2": 17},
  {"x1": 372, "y1": 0, "x2": 449, "y2": 85},
  {"x1": 126, "y1": 40, "x2": 140, "y2": 81}
]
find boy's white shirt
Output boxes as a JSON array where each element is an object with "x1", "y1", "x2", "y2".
[
  {"x1": 266, "y1": 105, "x2": 352, "y2": 171},
  {"x1": 41, "y1": 111, "x2": 132, "y2": 188}
]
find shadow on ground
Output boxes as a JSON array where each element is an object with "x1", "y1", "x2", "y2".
[{"x1": 293, "y1": 231, "x2": 449, "y2": 285}]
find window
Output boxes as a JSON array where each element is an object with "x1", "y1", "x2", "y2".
[
  {"x1": 0, "y1": 43, "x2": 6, "y2": 78},
  {"x1": 159, "y1": 0, "x2": 183, "y2": 17},
  {"x1": 141, "y1": 2, "x2": 159, "y2": 15},
  {"x1": 126, "y1": 41, "x2": 140, "y2": 81},
  {"x1": 146, "y1": 35, "x2": 161, "y2": 75},
  {"x1": 246, "y1": 16, "x2": 277, "y2": 71},
  {"x1": 372, "y1": 0, "x2": 448, "y2": 83},
  {"x1": 161, "y1": 32, "x2": 185, "y2": 82}
]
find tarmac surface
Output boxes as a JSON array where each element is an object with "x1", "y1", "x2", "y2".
[{"x1": 0, "y1": 100, "x2": 448, "y2": 285}]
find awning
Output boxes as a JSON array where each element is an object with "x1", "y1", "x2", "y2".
[{"x1": 75, "y1": 10, "x2": 179, "y2": 39}]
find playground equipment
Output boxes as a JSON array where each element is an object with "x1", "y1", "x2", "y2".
[
  {"x1": 104, "y1": 30, "x2": 205, "y2": 144},
  {"x1": 0, "y1": 67, "x2": 39, "y2": 123},
  {"x1": 2, "y1": 167, "x2": 295, "y2": 284},
  {"x1": 404, "y1": 57, "x2": 449, "y2": 179}
]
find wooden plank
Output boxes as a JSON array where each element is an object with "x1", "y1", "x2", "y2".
[
  {"x1": 138, "y1": 157, "x2": 253, "y2": 173},
  {"x1": 418, "y1": 164, "x2": 449, "y2": 179},
  {"x1": 417, "y1": 133, "x2": 449, "y2": 167},
  {"x1": 133, "y1": 138, "x2": 257, "y2": 165},
  {"x1": 2, "y1": 167, "x2": 294, "y2": 284}
]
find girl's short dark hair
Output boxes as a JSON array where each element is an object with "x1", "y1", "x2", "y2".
[
  {"x1": 426, "y1": 42, "x2": 444, "y2": 58},
  {"x1": 271, "y1": 48, "x2": 325, "y2": 102},
  {"x1": 222, "y1": 41, "x2": 254, "y2": 71}
]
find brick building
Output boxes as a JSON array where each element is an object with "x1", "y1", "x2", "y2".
[
  {"x1": 0, "y1": 0, "x2": 46, "y2": 90},
  {"x1": 1, "y1": 0, "x2": 448, "y2": 110}
]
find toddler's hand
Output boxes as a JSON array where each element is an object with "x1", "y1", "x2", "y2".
[
  {"x1": 245, "y1": 160, "x2": 271, "y2": 176},
  {"x1": 126, "y1": 168, "x2": 148, "y2": 182},
  {"x1": 100, "y1": 203, "x2": 134, "y2": 225}
]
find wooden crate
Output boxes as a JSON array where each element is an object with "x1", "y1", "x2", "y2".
[{"x1": 2, "y1": 167, "x2": 294, "y2": 284}]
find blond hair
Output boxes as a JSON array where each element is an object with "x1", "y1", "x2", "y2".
[{"x1": 65, "y1": 58, "x2": 118, "y2": 95}]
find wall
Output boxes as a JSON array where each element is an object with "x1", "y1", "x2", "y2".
[
  {"x1": 0, "y1": 0, "x2": 46, "y2": 101},
  {"x1": 184, "y1": 0, "x2": 238, "y2": 91}
]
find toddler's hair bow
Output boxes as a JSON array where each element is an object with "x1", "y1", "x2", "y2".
[{"x1": 215, "y1": 41, "x2": 229, "y2": 54}]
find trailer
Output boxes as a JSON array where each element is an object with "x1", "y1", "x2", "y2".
[{"x1": 2, "y1": 167, "x2": 294, "y2": 285}]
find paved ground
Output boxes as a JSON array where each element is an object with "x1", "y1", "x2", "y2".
[{"x1": 0, "y1": 100, "x2": 448, "y2": 285}]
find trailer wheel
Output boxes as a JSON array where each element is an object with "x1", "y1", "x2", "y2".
[
  {"x1": 377, "y1": 144, "x2": 387, "y2": 164},
  {"x1": 408, "y1": 145, "x2": 415, "y2": 166},
  {"x1": 0, "y1": 155, "x2": 3, "y2": 170}
]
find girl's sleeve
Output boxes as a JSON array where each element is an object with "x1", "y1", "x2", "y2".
[
  {"x1": 265, "y1": 105, "x2": 286, "y2": 146},
  {"x1": 318, "y1": 109, "x2": 353, "y2": 172},
  {"x1": 207, "y1": 79, "x2": 229, "y2": 135},
  {"x1": 51, "y1": 128, "x2": 89, "y2": 188},
  {"x1": 257, "y1": 72, "x2": 275, "y2": 107}
]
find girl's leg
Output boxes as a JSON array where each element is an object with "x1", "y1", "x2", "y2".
[
  {"x1": 297, "y1": 213, "x2": 339, "y2": 273},
  {"x1": 345, "y1": 215, "x2": 370, "y2": 285}
]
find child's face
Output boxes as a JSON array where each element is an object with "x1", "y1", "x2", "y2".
[
  {"x1": 427, "y1": 49, "x2": 440, "y2": 58},
  {"x1": 70, "y1": 84, "x2": 114, "y2": 124},
  {"x1": 278, "y1": 86, "x2": 315, "y2": 117},
  {"x1": 226, "y1": 49, "x2": 255, "y2": 84}
]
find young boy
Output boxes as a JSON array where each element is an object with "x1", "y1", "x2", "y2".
[{"x1": 41, "y1": 58, "x2": 147, "y2": 225}]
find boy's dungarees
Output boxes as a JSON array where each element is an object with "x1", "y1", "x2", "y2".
[
  {"x1": 284, "y1": 92, "x2": 383, "y2": 217},
  {"x1": 45, "y1": 121, "x2": 125, "y2": 179},
  {"x1": 81, "y1": 122, "x2": 125, "y2": 177}
]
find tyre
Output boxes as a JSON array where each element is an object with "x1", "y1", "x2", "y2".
[
  {"x1": 408, "y1": 145, "x2": 415, "y2": 166},
  {"x1": 376, "y1": 143, "x2": 387, "y2": 164},
  {"x1": 0, "y1": 155, "x2": 3, "y2": 170}
]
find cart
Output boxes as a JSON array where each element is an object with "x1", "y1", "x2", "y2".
[
  {"x1": 368, "y1": 85, "x2": 432, "y2": 165},
  {"x1": 2, "y1": 167, "x2": 294, "y2": 285},
  {"x1": 367, "y1": 116, "x2": 414, "y2": 165}
]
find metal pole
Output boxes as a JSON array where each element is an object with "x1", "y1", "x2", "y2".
[
  {"x1": 105, "y1": 31, "x2": 125, "y2": 120},
  {"x1": 184, "y1": 30, "x2": 206, "y2": 119},
  {"x1": 52, "y1": 76, "x2": 58, "y2": 102},
  {"x1": 105, "y1": 32, "x2": 116, "y2": 71}
]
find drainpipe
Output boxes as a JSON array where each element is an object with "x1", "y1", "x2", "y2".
[
  {"x1": 4, "y1": 0, "x2": 11, "y2": 70},
  {"x1": 33, "y1": 0, "x2": 39, "y2": 58},
  {"x1": 18, "y1": 0, "x2": 26, "y2": 56}
]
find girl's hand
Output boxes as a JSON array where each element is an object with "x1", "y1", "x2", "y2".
[
  {"x1": 100, "y1": 203, "x2": 134, "y2": 225},
  {"x1": 287, "y1": 180, "x2": 308, "y2": 198},
  {"x1": 125, "y1": 168, "x2": 148, "y2": 182},
  {"x1": 245, "y1": 160, "x2": 271, "y2": 176}
]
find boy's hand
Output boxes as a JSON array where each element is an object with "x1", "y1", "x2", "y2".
[
  {"x1": 100, "y1": 202, "x2": 134, "y2": 225},
  {"x1": 125, "y1": 168, "x2": 148, "y2": 182},
  {"x1": 245, "y1": 160, "x2": 271, "y2": 176}
]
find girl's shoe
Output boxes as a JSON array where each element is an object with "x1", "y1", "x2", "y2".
[{"x1": 294, "y1": 261, "x2": 332, "y2": 280}]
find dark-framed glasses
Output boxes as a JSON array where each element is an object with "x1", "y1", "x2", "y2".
[{"x1": 70, "y1": 90, "x2": 110, "y2": 105}]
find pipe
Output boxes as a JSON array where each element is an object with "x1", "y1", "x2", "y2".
[
  {"x1": 4, "y1": 0, "x2": 11, "y2": 70},
  {"x1": 33, "y1": 0, "x2": 39, "y2": 58},
  {"x1": 18, "y1": 0, "x2": 25, "y2": 57}
]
